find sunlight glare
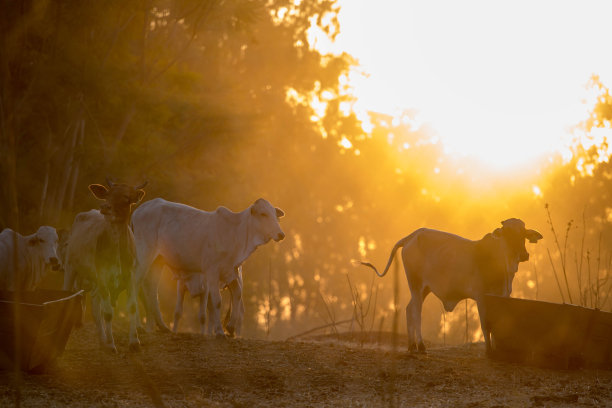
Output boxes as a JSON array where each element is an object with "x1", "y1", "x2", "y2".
[{"x1": 312, "y1": 0, "x2": 612, "y2": 170}]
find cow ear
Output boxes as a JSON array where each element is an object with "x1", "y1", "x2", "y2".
[
  {"x1": 28, "y1": 236, "x2": 40, "y2": 246},
  {"x1": 492, "y1": 228, "x2": 503, "y2": 238},
  {"x1": 275, "y1": 208, "x2": 285, "y2": 218},
  {"x1": 89, "y1": 184, "x2": 109, "y2": 200},
  {"x1": 525, "y1": 229, "x2": 543, "y2": 243},
  {"x1": 250, "y1": 205, "x2": 256, "y2": 215}
]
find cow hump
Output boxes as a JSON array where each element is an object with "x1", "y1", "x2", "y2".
[{"x1": 215, "y1": 206, "x2": 240, "y2": 224}]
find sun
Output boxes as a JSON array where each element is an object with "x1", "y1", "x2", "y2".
[{"x1": 313, "y1": 0, "x2": 612, "y2": 170}]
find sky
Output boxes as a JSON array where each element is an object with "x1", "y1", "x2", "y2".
[{"x1": 315, "y1": 0, "x2": 612, "y2": 170}]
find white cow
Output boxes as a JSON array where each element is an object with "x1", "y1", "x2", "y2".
[
  {"x1": 131, "y1": 197, "x2": 285, "y2": 337},
  {"x1": 0, "y1": 226, "x2": 60, "y2": 291},
  {"x1": 359, "y1": 218, "x2": 542, "y2": 354},
  {"x1": 63, "y1": 179, "x2": 147, "y2": 352}
]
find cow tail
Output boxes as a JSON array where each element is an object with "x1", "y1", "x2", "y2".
[{"x1": 358, "y1": 234, "x2": 414, "y2": 278}]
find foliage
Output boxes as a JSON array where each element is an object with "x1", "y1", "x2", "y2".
[{"x1": 1, "y1": 0, "x2": 611, "y2": 343}]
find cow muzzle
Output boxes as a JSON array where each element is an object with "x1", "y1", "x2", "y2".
[
  {"x1": 519, "y1": 251, "x2": 529, "y2": 262},
  {"x1": 274, "y1": 231, "x2": 285, "y2": 242}
]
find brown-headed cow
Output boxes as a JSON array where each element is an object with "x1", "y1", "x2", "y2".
[
  {"x1": 63, "y1": 179, "x2": 146, "y2": 352},
  {"x1": 359, "y1": 218, "x2": 542, "y2": 354}
]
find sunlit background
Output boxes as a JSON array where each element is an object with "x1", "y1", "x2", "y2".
[
  {"x1": 2, "y1": 0, "x2": 612, "y2": 345},
  {"x1": 312, "y1": 0, "x2": 612, "y2": 169}
]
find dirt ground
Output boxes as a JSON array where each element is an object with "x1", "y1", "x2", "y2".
[{"x1": 0, "y1": 320, "x2": 611, "y2": 408}]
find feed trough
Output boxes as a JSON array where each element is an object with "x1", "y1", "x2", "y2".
[
  {"x1": 483, "y1": 295, "x2": 612, "y2": 369},
  {"x1": 0, "y1": 289, "x2": 83, "y2": 372}
]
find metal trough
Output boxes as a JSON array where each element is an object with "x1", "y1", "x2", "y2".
[
  {"x1": 483, "y1": 295, "x2": 612, "y2": 369},
  {"x1": 0, "y1": 289, "x2": 83, "y2": 372}
]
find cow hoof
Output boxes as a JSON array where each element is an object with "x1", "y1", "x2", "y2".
[
  {"x1": 408, "y1": 343, "x2": 418, "y2": 353},
  {"x1": 417, "y1": 342, "x2": 427, "y2": 354},
  {"x1": 225, "y1": 326, "x2": 236, "y2": 338},
  {"x1": 136, "y1": 326, "x2": 147, "y2": 335},
  {"x1": 129, "y1": 342, "x2": 142, "y2": 353},
  {"x1": 215, "y1": 333, "x2": 228, "y2": 341},
  {"x1": 158, "y1": 325, "x2": 172, "y2": 334},
  {"x1": 102, "y1": 344, "x2": 118, "y2": 354}
]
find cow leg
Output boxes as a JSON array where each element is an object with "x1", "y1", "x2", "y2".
[
  {"x1": 127, "y1": 277, "x2": 141, "y2": 352},
  {"x1": 134, "y1": 250, "x2": 169, "y2": 333},
  {"x1": 65, "y1": 267, "x2": 84, "y2": 327},
  {"x1": 405, "y1": 304, "x2": 416, "y2": 351},
  {"x1": 137, "y1": 289, "x2": 148, "y2": 332},
  {"x1": 476, "y1": 299, "x2": 492, "y2": 356},
  {"x1": 225, "y1": 277, "x2": 243, "y2": 338},
  {"x1": 101, "y1": 297, "x2": 118, "y2": 353},
  {"x1": 92, "y1": 285, "x2": 117, "y2": 353},
  {"x1": 206, "y1": 272, "x2": 226, "y2": 339},
  {"x1": 173, "y1": 280, "x2": 187, "y2": 333},
  {"x1": 406, "y1": 288, "x2": 428, "y2": 353},
  {"x1": 90, "y1": 289, "x2": 107, "y2": 347},
  {"x1": 142, "y1": 259, "x2": 170, "y2": 332},
  {"x1": 414, "y1": 289, "x2": 430, "y2": 352},
  {"x1": 205, "y1": 294, "x2": 215, "y2": 335}
]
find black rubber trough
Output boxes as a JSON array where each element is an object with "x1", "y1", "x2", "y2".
[
  {"x1": 483, "y1": 295, "x2": 612, "y2": 369},
  {"x1": 0, "y1": 289, "x2": 83, "y2": 373}
]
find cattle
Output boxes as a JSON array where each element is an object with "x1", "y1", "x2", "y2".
[
  {"x1": 63, "y1": 179, "x2": 147, "y2": 352},
  {"x1": 359, "y1": 218, "x2": 542, "y2": 354},
  {"x1": 169, "y1": 266, "x2": 244, "y2": 336},
  {"x1": 0, "y1": 226, "x2": 61, "y2": 291},
  {"x1": 131, "y1": 197, "x2": 285, "y2": 337}
]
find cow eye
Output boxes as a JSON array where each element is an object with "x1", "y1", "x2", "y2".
[{"x1": 260, "y1": 212, "x2": 268, "y2": 218}]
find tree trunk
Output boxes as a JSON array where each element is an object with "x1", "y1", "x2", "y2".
[
  {"x1": 39, "y1": 129, "x2": 53, "y2": 223},
  {"x1": 4, "y1": 126, "x2": 20, "y2": 230},
  {"x1": 0, "y1": 26, "x2": 18, "y2": 230},
  {"x1": 66, "y1": 118, "x2": 85, "y2": 215},
  {"x1": 53, "y1": 117, "x2": 79, "y2": 224}
]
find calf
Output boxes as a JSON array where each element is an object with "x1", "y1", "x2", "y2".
[{"x1": 63, "y1": 179, "x2": 146, "y2": 352}]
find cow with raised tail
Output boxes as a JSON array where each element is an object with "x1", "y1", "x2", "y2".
[
  {"x1": 0, "y1": 226, "x2": 61, "y2": 291},
  {"x1": 131, "y1": 197, "x2": 285, "y2": 337},
  {"x1": 63, "y1": 178, "x2": 147, "y2": 352},
  {"x1": 358, "y1": 218, "x2": 542, "y2": 354}
]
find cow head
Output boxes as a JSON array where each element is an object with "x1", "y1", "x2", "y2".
[
  {"x1": 479, "y1": 218, "x2": 542, "y2": 297},
  {"x1": 494, "y1": 218, "x2": 543, "y2": 263},
  {"x1": 249, "y1": 198, "x2": 285, "y2": 244},
  {"x1": 28, "y1": 226, "x2": 61, "y2": 271},
  {"x1": 89, "y1": 178, "x2": 147, "y2": 223}
]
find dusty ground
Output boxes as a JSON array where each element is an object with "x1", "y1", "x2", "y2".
[{"x1": 1, "y1": 321, "x2": 611, "y2": 408}]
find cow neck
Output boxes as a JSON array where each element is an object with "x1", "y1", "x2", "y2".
[
  {"x1": 102, "y1": 213, "x2": 131, "y2": 229},
  {"x1": 235, "y1": 208, "x2": 263, "y2": 268},
  {"x1": 494, "y1": 233, "x2": 519, "y2": 297},
  {"x1": 101, "y1": 214, "x2": 133, "y2": 252}
]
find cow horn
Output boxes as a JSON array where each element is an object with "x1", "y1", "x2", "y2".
[
  {"x1": 135, "y1": 180, "x2": 148, "y2": 190},
  {"x1": 106, "y1": 176, "x2": 115, "y2": 188}
]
